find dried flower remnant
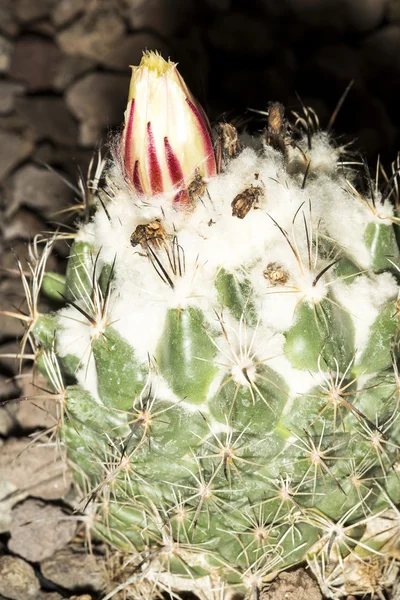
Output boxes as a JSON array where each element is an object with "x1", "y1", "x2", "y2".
[
  {"x1": 231, "y1": 185, "x2": 264, "y2": 219},
  {"x1": 264, "y1": 262, "x2": 290, "y2": 286}
]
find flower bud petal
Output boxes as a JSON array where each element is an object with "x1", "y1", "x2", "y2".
[{"x1": 121, "y1": 51, "x2": 216, "y2": 205}]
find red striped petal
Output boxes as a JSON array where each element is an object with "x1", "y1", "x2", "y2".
[
  {"x1": 123, "y1": 99, "x2": 135, "y2": 181},
  {"x1": 147, "y1": 122, "x2": 163, "y2": 194},
  {"x1": 164, "y1": 137, "x2": 184, "y2": 185},
  {"x1": 173, "y1": 189, "x2": 191, "y2": 208},
  {"x1": 133, "y1": 160, "x2": 144, "y2": 194},
  {"x1": 164, "y1": 137, "x2": 190, "y2": 207},
  {"x1": 186, "y1": 98, "x2": 216, "y2": 177}
]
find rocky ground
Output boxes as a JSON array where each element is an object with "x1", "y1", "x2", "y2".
[{"x1": 1, "y1": 0, "x2": 400, "y2": 598}]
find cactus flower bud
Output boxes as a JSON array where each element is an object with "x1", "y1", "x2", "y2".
[{"x1": 121, "y1": 51, "x2": 216, "y2": 206}]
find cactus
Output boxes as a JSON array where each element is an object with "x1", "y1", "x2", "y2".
[{"x1": 13, "y1": 53, "x2": 400, "y2": 599}]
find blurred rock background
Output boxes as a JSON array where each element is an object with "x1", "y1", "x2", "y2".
[{"x1": 1, "y1": 0, "x2": 400, "y2": 597}]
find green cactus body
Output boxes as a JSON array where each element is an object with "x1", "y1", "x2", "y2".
[{"x1": 27, "y1": 59, "x2": 400, "y2": 599}]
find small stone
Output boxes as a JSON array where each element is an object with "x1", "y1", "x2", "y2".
[
  {"x1": 0, "y1": 375, "x2": 19, "y2": 402},
  {"x1": 0, "y1": 0, "x2": 19, "y2": 36},
  {"x1": 100, "y1": 33, "x2": 169, "y2": 70},
  {"x1": 0, "y1": 396, "x2": 19, "y2": 436},
  {"x1": 32, "y1": 142, "x2": 93, "y2": 179},
  {"x1": 69, "y1": 596, "x2": 92, "y2": 600},
  {"x1": 28, "y1": 19, "x2": 57, "y2": 36},
  {"x1": 51, "y1": 0, "x2": 86, "y2": 27},
  {"x1": 0, "y1": 280, "x2": 26, "y2": 337},
  {"x1": 4, "y1": 208, "x2": 44, "y2": 241},
  {"x1": 344, "y1": 0, "x2": 388, "y2": 31},
  {"x1": 0, "y1": 437, "x2": 71, "y2": 500},
  {"x1": 388, "y1": 0, "x2": 400, "y2": 22},
  {"x1": 0, "y1": 80, "x2": 25, "y2": 114},
  {"x1": 363, "y1": 25, "x2": 400, "y2": 72},
  {"x1": 208, "y1": 13, "x2": 275, "y2": 56},
  {"x1": 6, "y1": 163, "x2": 73, "y2": 217},
  {"x1": 35, "y1": 593, "x2": 63, "y2": 600},
  {"x1": 53, "y1": 55, "x2": 97, "y2": 90},
  {"x1": 41, "y1": 547, "x2": 105, "y2": 592},
  {"x1": 286, "y1": 0, "x2": 348, "y2": 31},
  {"x1": 0, "y1": 340, "x2": 25, "y2": 373},
  {"x1": 126, "y1": 0, "x2": 194, "y2": 36},
  {"x1": 0, "y1": 479, "x2": 20, "y2": 533},
  {"x1": 0, "y1": 241, "x2": 33, "y2": 272},
  {"x1": 260, "y1": 570, "x2": 322, "y2": 600},
  {"x1": 57, "y1": 8, "x2": 125, "y2": 63},
  {"x1": 15, "y1": 0, "x2": 57, "y2": 22},
  {"x1": 15, "y1": 97, "x2": 79, "y2": 146},
  {"x1": 10, "y1": 36, "x2": 62, "y2": 91},
  {"x1": 0, "y1": 556, "x2": 40, "y2": 600},
  {"x1": 9, "y1": 499, "x2": 78, "y2": 562},
  {"x1": 17, "y1": 369, "x2": 57, "y2": 430},
  {"x1": 0, "y1": 128, "x2": 34, "y2": 181},
  {"x1": 0, "y1": 35, "x2": 13, "y2": 73},
  {"x1": 66, "y1": 72, "x2": 128, "y2": 146}
]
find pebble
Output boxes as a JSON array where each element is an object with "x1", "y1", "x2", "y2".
[
  {"x1": 0, "y1": 479, "x2": 20, "y2": 534},
  {"x1": 344, "y1": 0, "x2": 389, "y2": 31},
  {"x1": 57, "y1": 8, "x2": 126, "y2": 63},
  {"x1": 16, "y1": 369, "x2": 58, "y2": 430},
  {"x1": 100, "y1": 32, "x2": 169, "y2": 71},
  {"x1": 51, "y1": 0, "x2": 86, "y2": 27},
  {"x1": 4, "y1": 208, "x2": 44, "y2": 241},
  {"x1": 0, "y1": 0, "x2": 19, "y2": 36},
  {"x1": 0, "y1": 555, "x2": 40, "y2": 600},
  {"x1": 15, "y1": 96, "x2": 79, "y2": 146},
  {"x1": 0, "y1": 128, "x2": 34, "y2": 181},
  {"x1": 10, "y1": 36, "x2": 62, "y2": 92},
  {"x1": 0, "y1": 339, "x2": 26, "y2": 373},
  {"x1": 66, "y1": 72, "x2": 128, "y2": 146},
  {"x1": 388, "y1": 0, "x2": 400, "y2": 22},
  {"x1": 41, "y1": 546, "x2": 105, "y2": 592},
  {"x1": 0, "y1": 35, "x2": 13, "y2": 73},
  {"x1": 53, "y1": 55, "x2": 97, "y2": 90},
  {"x1": 126, "y1": 0, "x2": 194, "y2": 36},
  {"x1": 9, "y1": 499, "x2": 78, "y2": 562},
  {"x1": 14, "y1": 0, "x2": 57, "y2": 23},
  {"x1": 0, "y1": 278, "x2": 27, "y2": 339},
  {"x1": 208, "y1": 13, "x2": 275, "y2": 56},
  {"x1": 0, "y1": 437, "x2": 72, "y2": 501},
  {"x1": 32, "y1": 142, "x2": 93, "y2": 179},
  {"x1": 363, "y1": 24, "x2": 400, "y2": 72},
  {"x1": 0, "y1": 81, "x2": 25, "y2": 115},
  {"x1": 0, "y1": 374, "x2": 19, "y2": 401},
  {"x1": 6, "y1": 163, "x2": 73, "y2": 217},
  {"x1": 260, "y1": 570, "x2": 322, "y2": 600},
  {"x1": 0, "y1": 395, "x2": 19, "y2": 436}
]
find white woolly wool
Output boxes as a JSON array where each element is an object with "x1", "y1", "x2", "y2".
[
  {"x1": 305, "y1": 132, "x2": 342, "y2": 175},
  {"x1": 62, "y1": 132, "x2": 400, "y2": 404},
  {"x1": 56, "y1": 305, "x2": 101, "y2": 403},
  {"x1": 332, "y1": 272, "x2": 398, "y2": 361}
]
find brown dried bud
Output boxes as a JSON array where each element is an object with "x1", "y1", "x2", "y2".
[
  {"x1": 268, "y1": 102, "x2": 285, "y2": 136},
  {"x1": 218, "y1": 122, "x2": 241, "y2": 159},
  {"x1": 265, "y1": 102, "x2": 287, "y2": 154},
  {"x1": 231, "y1": 186, "x2": 263, "y2": 219},
  {"x1": 263, "y1": 262, "x2": 289, "y2": 286},
  {"x1": 130, "y1": 220, "x2": 167, "y2": 248},
  {"x1": 188, "y1": 170, "x2": 207, "y2": 202}
]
